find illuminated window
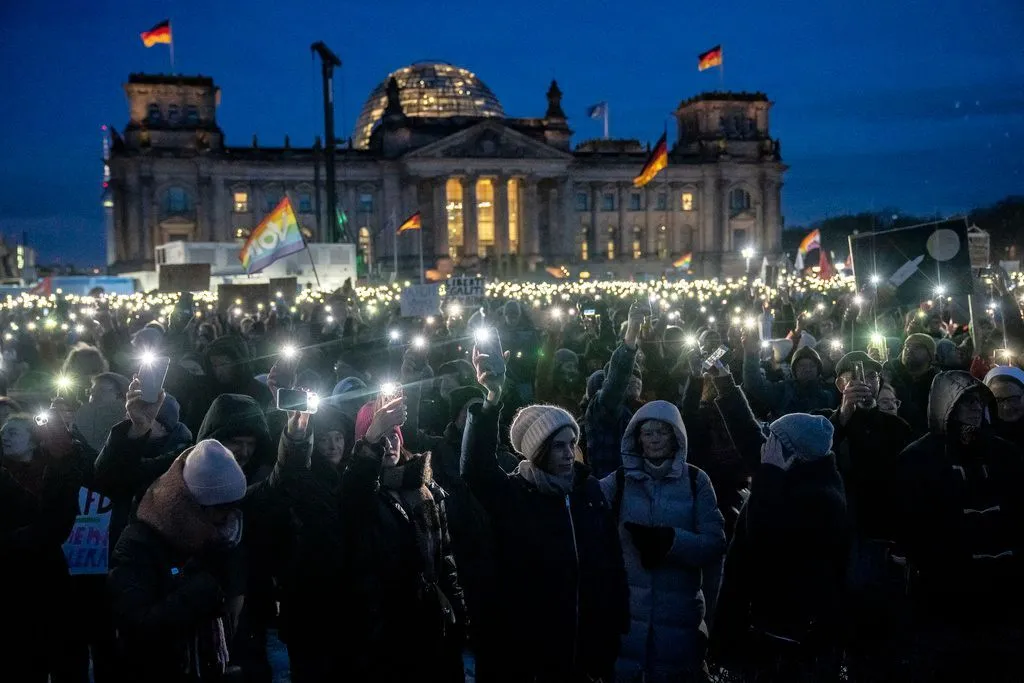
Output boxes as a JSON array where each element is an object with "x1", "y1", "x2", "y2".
[
  {"x1": 359, "y1": 193, "x2": 374, "y2": 213},
  {"x1": 657, "y1": 224, "x2": 668, "y2": 259},
  {"x1": 358, "y1": 226, "x2": 372, "y2": 264},
  {"x1": 681, "y1": 192, "x2": 694, "y2": 211},
  {"x1": 632, "y1": 226, "x2": 643, "y2": 259},
  {"x1": 601, "y1": 193, "x2": 615, "y2": 212},
  {"x1": 729, "y1": 188, "x2": 751, "y2": 216},
  {"x1": 580, "y1": 224, "x2": 589, "y2": 261},
  {"x1": 576, "y1": 192, "x2": 589, "y2": 211},
  {"x1": 162, "y1": 187, "x2": 191, "y2": 215},
  {"x1": 630, "y1": 193, "x2": 642, "y2": 211},
  {"x1": 476, "y1": 178, "x2": 495, "y2": 253},
  {"x1": 233, "y1": 191, "x2": 249, "y2": 213},
  {"x1": 298, "y1": 193, "x2": 313, "y2": 213},
  {"x1": 606, "y1": 226, "x2": 616, "y2": 260},
  {"x1": 656, "y1": 193, "x2": 668, "y2": 211},
  {"x1": 264, "y1": 189, "x2": 283, "y2": 212},
  {"x1": 507, "y1": 178, "x2": 520, "y2": 254},
  {"x1": 445, "y1": 178, "x2": 464, "y2": 259},
  {"x1": 234, "y1": 228, "x2": 251, "y2": 239}
]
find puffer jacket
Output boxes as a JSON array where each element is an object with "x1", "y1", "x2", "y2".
[
  {"x1": 895, "y1": 370, "x2": 1024, "y2": 625},
  {"x1": 742, "y1": 351, "x2": 837, "y2": 419},
  {"x1": 600, "y1": 400, "x2": 726, "y2": 682},
  {"x1": 462, "y1": 401, "x2": 629, "y2": 683}
]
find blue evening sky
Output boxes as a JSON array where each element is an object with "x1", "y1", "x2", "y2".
[{"x1": 1, "y1": 0, "x2": 1021, "y2": 265}]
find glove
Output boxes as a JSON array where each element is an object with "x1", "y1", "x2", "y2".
[{"x1": 623, "y1": 522, "x2": 675, "y2": 570}]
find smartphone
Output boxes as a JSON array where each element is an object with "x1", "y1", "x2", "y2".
[
  {"x1": 138, "y1": 356, "x2": 171, "y2": 403},
  {"x1": 851, "y1": 360, "x2": 876, "y2": 409},
  {"x1": 474, "y1": 327, "x2": 506, "y2": 377},
  {"x1": 276, "y1": 387, "x2": 319, "y2": 414},
  {"x1": 702, "y1": 345, "x2": 730, "y2": 372},
  {"x1": 583, "y1": 308, "x2": 596, "y2": 317}
]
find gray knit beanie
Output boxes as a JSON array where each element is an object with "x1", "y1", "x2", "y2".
[
  {"x1": 768, "y1": 413, "x2": 834, "y2": 461},
  {"x1": 509, "y1": 404, "x2": 580, "y2": 462},
  {"x1": 182, "y1": 439, "x2": 248, "y2": 506}
]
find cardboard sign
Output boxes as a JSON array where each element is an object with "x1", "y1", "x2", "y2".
[
  {"x1": 967, "y1": 226, "x2": 991, "y2": 269},
  {"x1": 447, "y1": 276, "x2": 485, "y2": 304},
  {"x1": 158, "y1": 264, "x2": 211, "y2": 293},
  {"x1": 63, "y1": 487, "x2": 112, "y2": 575},
  {"x1": 217, "y1": 283, "x2": 271, "y2": 313},
  {"x1": 849, "y1": 218, "x2": 974, "y2": 304},
  {"x1": 401, "y1": 284, "x2": 442, "y2": 317}
]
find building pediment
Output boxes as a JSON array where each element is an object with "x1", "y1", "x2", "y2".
[{"x1": 403, "y1": 121, "x2": 573, "y2": 161}]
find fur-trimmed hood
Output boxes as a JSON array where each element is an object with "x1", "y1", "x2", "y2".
[
  {"x1": 619, "y1": 399, "x2": 689, "y2": 476},
  {"x1": 136, "y1": 452, "x2": 243, "y2": 555}
]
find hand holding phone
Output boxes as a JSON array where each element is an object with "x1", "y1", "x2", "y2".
[
  {"x1": 276, "y1": 387, "x2": 320, "y2": 414},
  {"x1": 473, "y1": 327, "x2": 506, "y2": 378},
  {"x1": 138, "y1": 356, "x2": 171, "y2": 403}
]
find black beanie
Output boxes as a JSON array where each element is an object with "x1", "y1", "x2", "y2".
[{"x1": 791, "y1": 345, "x2": 823, "y2": 375}]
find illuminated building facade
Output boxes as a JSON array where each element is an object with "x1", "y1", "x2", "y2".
[{"x1": 108, "y1": 63, "x2": 785, "y2": 277}]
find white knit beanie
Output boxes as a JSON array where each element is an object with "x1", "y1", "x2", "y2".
[
  {"x1": 509, "y1": 404, "x2": 579, "y2": 462},
  {"x1": 182, "y1": 439, "x2": 248, "y2": 506}
]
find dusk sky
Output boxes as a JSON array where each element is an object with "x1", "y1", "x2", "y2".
[{"x1": 1, "y1": 0, "x2": 1022, "y2": 265}]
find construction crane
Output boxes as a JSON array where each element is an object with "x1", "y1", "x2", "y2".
[{"x1": 311, "y1": 41, "x2": 342, "y2": 243}]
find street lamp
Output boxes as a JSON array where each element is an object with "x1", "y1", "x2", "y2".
[{"x1": 741, "y1": 246, "x2": 755, "y2": 273}]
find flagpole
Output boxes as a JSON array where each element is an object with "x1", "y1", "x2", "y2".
[
  {"x1": 169, "y1": 21, "x2": 175, "y2": 73},
  {"x1": 305, "y1": 242, "x2": 322, "y2": 290},
  {"x1": 418, "y1": 222, "x2": 424, "y2": 284},
  {"x1": 393, "y1": 216, "x2": 398, "y2": 280},
  {"x1": 718, "y1": 60, "x2": 724, "y2": 90},
  {"x1": 604, "y1": 104, "x2": 609, "y2": 140}
]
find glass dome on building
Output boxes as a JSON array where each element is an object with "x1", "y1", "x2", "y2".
[{"x1": 353, "y1": 61, "x2": 505, "y2": 149}]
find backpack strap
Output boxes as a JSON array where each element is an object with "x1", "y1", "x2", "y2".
[{"x1": 686, "y1": 462, "x2": 699, "y2": 501}]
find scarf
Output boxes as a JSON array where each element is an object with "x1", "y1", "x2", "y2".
[
  {"x1": 643, "y1": 457, "x2": 675, "y2": 479},
  {"x1": 515, "y1": 459, "x2": 573, "y2": 495},
  {"x1": 380, "y1": 453, "x2": 439, "y2": 582}
]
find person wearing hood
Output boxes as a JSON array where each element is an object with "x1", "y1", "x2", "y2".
[
  {"x1": 711, "y1": 414, "x2": 851, "y2": 681},
  {"x1": 583, "y1": 300, "x2": 646, "y2": 479},
  {"x1": 883, "y1": 333, "x2": 938, "y2": 436},
  {"x1": 274, "y1": 395, "x2": 467, "y2": 682},
  {"x1": 107, "y1": 439, "x2": 249, "y2": 682},
  {"x1": 600, "y1": 400, "x2": 726, "y2": 682},
  {"x1": 983, "y1": 365, "x2": 1024, "y2": 448},
  {"x1": 535, "y1": 327, "x2": 584, "y2": 415},
  {"x1": 1, "y1": 413, "x2": 87, "y2": 681},
  {"x1": 741, "y1": 329, "x2": 837, "y2": 419},
  {"x1": 894, "y1": 371, "x2": 1024, "y2": 680},
  {"x1": 181, "y1": 335, "x2": 273, "y2": 434},
  {"x1": 461, "y1": 347, "x2": 629, "y2": 683}
]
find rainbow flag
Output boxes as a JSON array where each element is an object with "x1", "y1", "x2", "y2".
[
  {"x1": 633, "y1": 132, "x2": 668, "y2": 188},
  {"x1": 397, "y1": 211, "x2": 421, "y2": 232},
  {"x1": 798, "y1": 228, "x2": 821, "y2": 254},
  {"x1": 240, "y1": 197, "x2": 306, "y2": 274},
  {"x1": 698, "y1": 45, "x2": 723, "y2": 71},
  {"x1": 673, "y1": 252, "x2": 693, "y2": 270},
  {"x1": 141, "y1": 20, "x2": 172, "y2": 48}
]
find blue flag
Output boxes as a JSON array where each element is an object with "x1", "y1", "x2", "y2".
[{"x1": 586, "y1": 102, "x2": 607, "y2": 119}]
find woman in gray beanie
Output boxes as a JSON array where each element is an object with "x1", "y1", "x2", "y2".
[
  {"x1": 461, "y1": 346, "x2": 629, "y2": 682},
  {"x1": 711, "y1": 413, "x2": 851, "y2": 682}
]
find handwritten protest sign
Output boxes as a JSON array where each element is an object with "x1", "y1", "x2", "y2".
[
  {"x1": 63, "y1": 487, "x2": 113, "y2": 575},
  {"x1": 401, "y1": 284, "x2": 441, "y2": 317},
  {"x1": 447, "y1": 276, "x2": 485, "y2": 305}
]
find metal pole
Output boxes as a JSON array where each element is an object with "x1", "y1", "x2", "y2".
[
  {"x1": 603, "y1": 105, "x2": 609, "y2": 140},
  {"x1": 311, "y1": 42, "x2": 342, "y2": 243},
  {"x1": 418, "y1": 223, "x2": 424, "y2": 284}
]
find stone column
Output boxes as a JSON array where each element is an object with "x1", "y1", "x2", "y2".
[
  {"x1": 719, "y1": 179, "x2": 731, "y2": 258},
  {"x1": 700, "y1": 175, "x2": 718, "y2": 266},
  {"x1": 463, "y1": 176, "x2": 478, "y2": 258},
  {"x1": 763, "y1": 179, "x2": 781, "y2": 252},
  {"x1": 668, "y1": 182, "x2": 681, "y2": 253},
  {"x1": 558, "y1": 178, "x2": 574, "y2": 264},
  {"x1": 525, "y1": 179, "x2": 541, "y2": 262},
  {"x1": 546, "y1": 183, "x2": 559, "y2": 263},
  {"x1": 589, "y1": 183, "x2": 600, "y2": 260},
  {"x1": 198, "y1": 178, "x2": 214, "y2": 242},
  {"x1": 644, "y1": 186, "x2": 656, "y2": 257},
  {"x1": 494, "y1": 176, "x2": 509, "y2": 275},
  {"x1": 618, "y1": 183, "x2": 630, "y2": 261},
  {"x1": 403, "y1": 181, "x2": 419, "y2": 262},
  {"x1": 140, "y1": 178, "x2": 154, "y2": 262},
  {"x1": 432, "y1": 180, "x2": 448, "y2": 260}
]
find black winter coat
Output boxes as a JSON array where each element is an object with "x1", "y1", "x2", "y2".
[
  {"x1": 274, "y1": 434, "x2": 467, "y2": 682},
  {"x1": 894, "y1": 370, "x2": 1024, "y2": 625},
  {"x1": 461, "y1": 401, "x2": 630, "y2": 682},
  {"x1": 711, "y1": 456, "x2": 851, "y2": 667}
]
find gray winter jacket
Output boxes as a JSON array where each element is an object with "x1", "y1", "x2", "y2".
[{"x1": 600, "y1": 400, "x2": 726, "y2": 681}]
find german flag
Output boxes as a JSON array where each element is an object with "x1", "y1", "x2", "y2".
[
  {"x1": 698, "y1": 45, "x2": 723, "y2": 71},
  {"x1": 141, "y1": 20, "x2": 172, "y2": 48},
  {"x1": 397, "y1": 211, "x2": 421, "y2": 232},
  {"x1": 633, "y1": 133, "x2": 668, "y2": 188}
]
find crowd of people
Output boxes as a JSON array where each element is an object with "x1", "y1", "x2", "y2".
[{"x1": 2, "y1": 270, "x2": 1024, "y2": 682}]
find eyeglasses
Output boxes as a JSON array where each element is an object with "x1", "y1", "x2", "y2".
[
  {"x1": 878, "y1": 398, "x2": 901, "y2": 409},
  {"x1": 996, "y1": 395, "x2": 1024, "y2": 407}
]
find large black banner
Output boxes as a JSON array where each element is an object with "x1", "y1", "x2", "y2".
[{"x1": 849, "y1": 218, "x2": 975, "y2": 304}]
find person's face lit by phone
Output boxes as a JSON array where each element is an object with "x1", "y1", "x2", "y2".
[
  {"x1": 223, "y1": 435, "x2": 258, "y2": 469},
  {"x1": 542, "y1": 426, "x2": 576, "y2": 486},
  {"x1": 626, "y1": 375, "x2": 643, "y2": 402},
  {"x1": 1, "y1": 418, "x2": 35, "y2": 462},
  {"x1": 990, "y1": 379, "x2": 1024, "y2": 424},
  {"x1": 209, "y1": 355, "x2": 235, "y2": 384},
  {"x1": 316, "y1": 430, "x2": 347, "y2": 466},
  {"x1": 836, "y1": 370, "x2": 881, "y2": 398},
  {"x1": 89, "y1": 377, "x2": 121, "y2": 405},
  {"x1": 877, "y1": 385, "x2": 900, "y2": 416},
  {"x1": 382, "y1": 430, "x2": 401, "y2": 467}
]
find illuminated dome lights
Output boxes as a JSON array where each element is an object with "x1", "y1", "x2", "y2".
[{"x1": 353, "y1": 61, "x2": 504, "y2": 149}]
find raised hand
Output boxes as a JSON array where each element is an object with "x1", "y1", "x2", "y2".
[{"x1": 126, "y1": 377, "x2": 165, "y2": 439}]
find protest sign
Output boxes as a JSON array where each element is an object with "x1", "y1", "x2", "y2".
[
  {"x1": 849, "y1": 218, "x2": 974, "y2": 304},
  {"x1": 401, "y1": 284, "x2": 441, "y2": 317},
  {"x1": 447, "y1": 276, "x2": 485, "y2": 305},
  {"x1": 63, "y1": 487, "x2": 113, "y2": 575},
  {"x1": 158, "y1": 264, "x2": 211, "y2": 293}
]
